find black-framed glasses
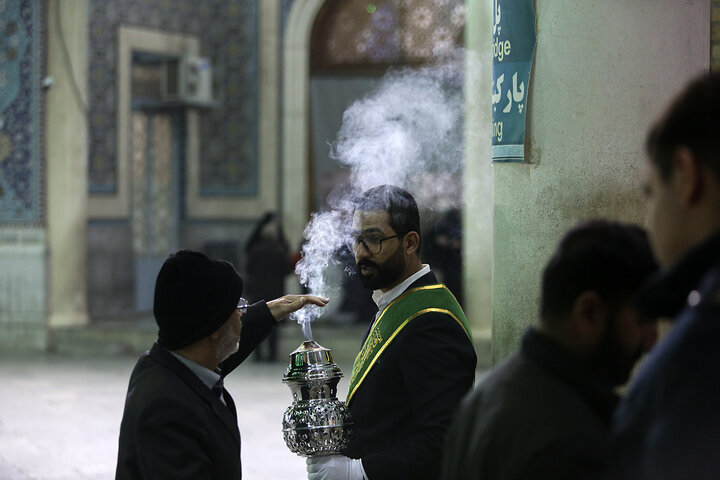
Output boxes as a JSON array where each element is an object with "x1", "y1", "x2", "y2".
[
  {"x1": 352, "y1": 233, "x2": 404, "y2": 254},
  {"x1": 236, "y1": 298, "x2": 249, "y2": 314}
]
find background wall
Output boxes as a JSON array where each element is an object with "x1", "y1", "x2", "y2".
[
  {"x1": 87, "y1": 0, "x2": 259, "y2": 196},
  {"x1": 462, "y1": 0, "x2": 494, "y2": 363},
  {"x1": 0, "y1": 0, "x2": 47, "y2": 349},
  {"x1": 489, "y1": 0, "x2": 710, "y2": 361},
  {"x1": 84, "y1": 0, "x2": 270, "y2": 320}
]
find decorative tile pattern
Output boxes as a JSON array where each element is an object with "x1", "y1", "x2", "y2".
[
  {"x1": 88, "y1": 0, "x2": 258, "y2": 196},
  {"x1": 130, "y1": 112, "x2": 175, "y2": 255},
  {"x1": 313, "y1": 0, "x2": 465, "y2": 69},
  {"x1": 0, "y1": 0, "x2": 44, "y2": 223}
]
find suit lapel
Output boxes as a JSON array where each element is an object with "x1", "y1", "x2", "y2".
[
  {"x1": 223, "y1": 388, "x2": 238, "y2": 421},
  {"x1": 149, "y1": 344, "x2": 241, "y2": 444}
]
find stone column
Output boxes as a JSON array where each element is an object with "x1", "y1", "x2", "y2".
[
  {"x1": 45, "y1": 0, "x2": 89, "y2": 327},
  {"x1": 464, "y1": 0, "x2": 495, "y2": 364},
  {"x1": 282, "y1": 0, "x2": 325, "y2": 248}
]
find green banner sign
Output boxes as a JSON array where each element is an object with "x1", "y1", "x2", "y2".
[{"x1": 491, "y1": 0, "x2": 537, "y2": 163}]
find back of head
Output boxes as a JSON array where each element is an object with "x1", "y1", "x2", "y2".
[
  {"x1": 154, "y1": 250, "x2": 244, "y2": 350},
  {"x1": 646, "y1": 72, "x2": 720, "y2": 182},
  {"x1": 355, "y1": 185, "x2": 421, "y2": 241},
  {"x1": 540, "y1": 220, "x2": 658, "y2": 325},
  {"x1": 246, "y1": 211, "x2": 280, "y2": 253}
]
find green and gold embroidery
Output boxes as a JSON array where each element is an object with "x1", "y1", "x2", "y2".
[
  {"x1": 346, "y1": 284, "x2": 471, "y2": 404},
  {"x1": 349, "y1": 327, "x2": 383, "y2": 386}
]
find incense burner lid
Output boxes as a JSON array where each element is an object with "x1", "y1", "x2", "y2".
[{"x1": 282, "y1": 340, "x2": 343, "y2": 384}]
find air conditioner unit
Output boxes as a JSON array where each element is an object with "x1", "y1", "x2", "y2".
[{"x1": 162, "y1": 54, "x2": 214, "y2": 106}]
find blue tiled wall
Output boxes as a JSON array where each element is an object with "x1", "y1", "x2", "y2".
[
  {"x1": 87, "y1": 0, "x2": 259, "y2": 196},
  {"x1": 0, "y1": 0, "x2": 44, "y2": 224}
]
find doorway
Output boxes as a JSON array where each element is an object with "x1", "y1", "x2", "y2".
[
  {"x1": 129, "y1": 108, "x2": 182, "y2": 310},
  {"x1": 129, "y1": 52, "x2": 183, "y2": 311}
]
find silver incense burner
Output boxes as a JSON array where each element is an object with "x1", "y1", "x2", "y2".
[{"x1": 282, "y1": 340, "x2": 352, "y2": 456}]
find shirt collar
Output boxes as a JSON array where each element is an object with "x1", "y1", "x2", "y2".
[
  {"x1": 168, "y1": 349, "x2": 222, "y2": 391},
  {"x1": 372, "y1": 264, "x2": 431, "y2": 314}
]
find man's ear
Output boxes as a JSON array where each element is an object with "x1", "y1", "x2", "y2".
[
  {"x1": 404, "y1": 231, "x2": 421, "y2": 256},
  {"x1": 570, "y1": 291, "x2": 608, "y2": 344},
  {"x1": 209, "y1": 325, "x2": 224, "y2": 342},
  {"x1": 673, "y1": 147, "x2": 704, "y2": 206}
]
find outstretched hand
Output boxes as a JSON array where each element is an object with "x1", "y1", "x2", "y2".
[{"x1": 267, "y1": 294, "x2": 329, "y2": 321}]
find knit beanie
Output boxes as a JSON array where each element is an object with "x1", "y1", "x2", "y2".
[{"x1": 154, "y1": 250, "x2": 244, "y2": 350}]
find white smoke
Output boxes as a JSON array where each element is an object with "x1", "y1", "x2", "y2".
[
  {"x1": 291, "y1": 51, "x2": 473, "y2": 339},
  {"x1": 292, "y1": 208, "x2": 353, "y2": 339}
]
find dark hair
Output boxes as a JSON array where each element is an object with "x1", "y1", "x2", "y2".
[
  {"x1": 540, "y1": 220, "x2": 658, "y2": 324},
  {"x1": 245, "y1": 211, "x2": 288, "y2": 254},
  {"x1": 646, "y1": 72, "x2": 720, "y2": 181},
  {"x1": 354, "y1": 185, "x2": 421, "y2": 244}
]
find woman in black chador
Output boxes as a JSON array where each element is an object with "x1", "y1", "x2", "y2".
[{"x1": 244, "y1": 212, "x2": 293, "y2": 362}]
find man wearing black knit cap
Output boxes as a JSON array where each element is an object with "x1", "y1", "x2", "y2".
[{"x1": 116, "y1": 250, "x2": 328, "y2": 480}]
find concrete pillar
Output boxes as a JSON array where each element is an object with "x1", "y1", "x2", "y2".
[
  {"x1": 45, "y1": 0, "x2": 89, "y2": 327},
  {"x1": 282, "y1": 0, "x2": 324, "y2": 248},
  {"x1": 490, "y1": 0, "x2": 709, "y2": 361},
  {"x1": 463, "y1": 0, "x2": 494, "y2": 360}
]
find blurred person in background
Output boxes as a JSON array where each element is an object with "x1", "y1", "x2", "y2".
[
  {"x1": 423, "y1": 208, "x2": 463, "y2": 306},
  {"x1": 441, "y1": 220, "x2": 659, "y2": 480},
  {"x1": 245, "y1": 212, "x2": 294, "y2": 362},
  {"x1": 611, "y1": 71, "x2": 720, "y2": 480}
]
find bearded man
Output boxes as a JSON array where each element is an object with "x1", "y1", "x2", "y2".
[
  {"x1": 306, "y1": 185, "x2": 477, "y2": 480},
  {"x1": 440, "y1": 220, "x2": 659, "y2": 480}
]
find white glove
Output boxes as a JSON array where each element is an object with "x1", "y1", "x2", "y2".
[{"x1": 306, "y1": 455, "x2": 367, "y2": 480}]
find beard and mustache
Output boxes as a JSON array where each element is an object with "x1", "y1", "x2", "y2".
[
  {"x1": 588, "y1": 318, "x2": 645, "y2": 387},
  {"x1": 355, "y1": 243, "x2": 407, "y2": 291}
]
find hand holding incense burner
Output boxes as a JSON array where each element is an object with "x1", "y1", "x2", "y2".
[{"x1": 282, "y1": 340, "x2": 352, "y2": 456}]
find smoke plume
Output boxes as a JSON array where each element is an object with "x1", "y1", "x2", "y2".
[{"x1": 292, "y1": 52, "x2": 471, "y2": 339}]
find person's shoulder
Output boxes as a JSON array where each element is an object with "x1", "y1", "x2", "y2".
[
  {"x1": 480, "y1": 352, "x2": 601, "y2": 425},
  {"x1": 401, "y1": 308, "x2": 470, "y2": 345},
  {"x1": 406, "y1": 270, "x2": 438, "y2": 289},
  {"x1": 129, "y1": 356, "x2": 180, "y2": 391},
  {"x1": 128, "y1": 348, "x2": 194, "y2": 395},
  {"x1": 452, "y1": 354, "x2": 560, "y2": 447},
  {"x1": 466, "y1": 353, "x2": 533, "y2": 405}
]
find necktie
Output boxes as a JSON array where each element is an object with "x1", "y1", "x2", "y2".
[{"x1": 212, "y1": 379, "x2": 226, "y2": 405}]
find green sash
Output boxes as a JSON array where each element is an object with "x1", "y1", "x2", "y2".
[{"x1": 346, "y1": 283, "x2": 472, "y2": 405}]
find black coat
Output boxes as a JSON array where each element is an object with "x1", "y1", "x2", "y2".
[
  {"x1": 611, "y1": 233, "x2": 720, "y2": 480},
  {"x1": 342, "y1": 272, "x2": 477, "y2": 480},
  {"x1": 441, "y1": 328, "x2": 618, "y2": 480},
  {"x1": 115, "y1": 303, "x2": 275, "y2": 480},
  {"x1": 245, "y1": 238, "x2": 292, "y2": 302}
]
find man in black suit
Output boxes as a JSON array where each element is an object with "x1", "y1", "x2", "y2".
[
  {"x1": 116, "y1": 250, "x2": 328, "y2": 480},
  {"x1": 306, "y1": 185, "x2": 477, "y2": 480}
]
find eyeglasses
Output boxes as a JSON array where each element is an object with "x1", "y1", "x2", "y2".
[
  {"x1": 236, "y1": 298, "x2": 249, "y2": 314},
  {"x1": 352, "y1": 233, "x2": 404, "y2": 254}
]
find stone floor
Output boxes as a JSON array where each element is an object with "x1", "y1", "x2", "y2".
[{"x1": 0, "y1": 350, "x2": 355, "y2": 480}]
